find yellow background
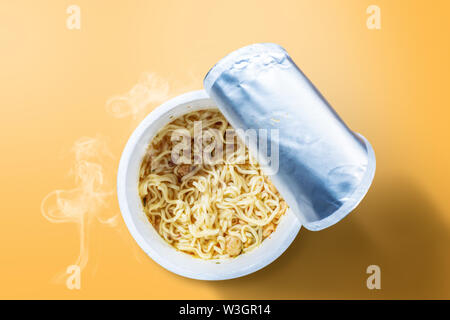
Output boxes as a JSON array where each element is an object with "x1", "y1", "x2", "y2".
[{"x1": 1, "y1": 0, "x2": 449, "y2": 299}]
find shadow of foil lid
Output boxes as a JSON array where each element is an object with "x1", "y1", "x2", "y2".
[{"x1": 204, "y1": 43, "x2": 376, "y2": 231}]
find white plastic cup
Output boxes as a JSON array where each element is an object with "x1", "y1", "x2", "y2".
[{"x1": 117, "y1": 90, "x2": 301, "y2": 280}]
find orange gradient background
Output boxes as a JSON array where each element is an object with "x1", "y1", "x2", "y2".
[{"x1": 0, "y1": 0, "x2": 449, "y2": 299}]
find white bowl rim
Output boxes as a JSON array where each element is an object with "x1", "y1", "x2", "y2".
[{"x1": 117, "y1": 89, "x2": 301, "y2": 280}]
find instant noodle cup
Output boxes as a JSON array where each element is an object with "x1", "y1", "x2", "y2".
[{"x1": 118, "y1": 43, "x2": 375, "y2": 279}]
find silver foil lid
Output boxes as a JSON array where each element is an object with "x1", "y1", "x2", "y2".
[{"x1": 204, "y1": 43, "x2": 376, "y2": 231}]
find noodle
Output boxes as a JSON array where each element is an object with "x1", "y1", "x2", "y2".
[{"x1": 138, "y1": 109, "x2": 288, "y2": 259}]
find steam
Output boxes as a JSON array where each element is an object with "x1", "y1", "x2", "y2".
[
  {"x1": 41, "y1": 137, "x2": 117, "y2": 273},
  {"x1": 106, "y1": 72, "x2": 170, "y2": 119},
  {"x1": 42, "y1": 72, "x2": 198, "y2": 285}
]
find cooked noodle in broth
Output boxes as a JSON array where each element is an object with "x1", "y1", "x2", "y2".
[{"x1": 138, "y1": 109, "x2": 288, "y2": 259}]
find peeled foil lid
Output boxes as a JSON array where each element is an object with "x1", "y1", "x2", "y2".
[{"x1": 204, "y1": 43, "x2": 376, "y2": 231}]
